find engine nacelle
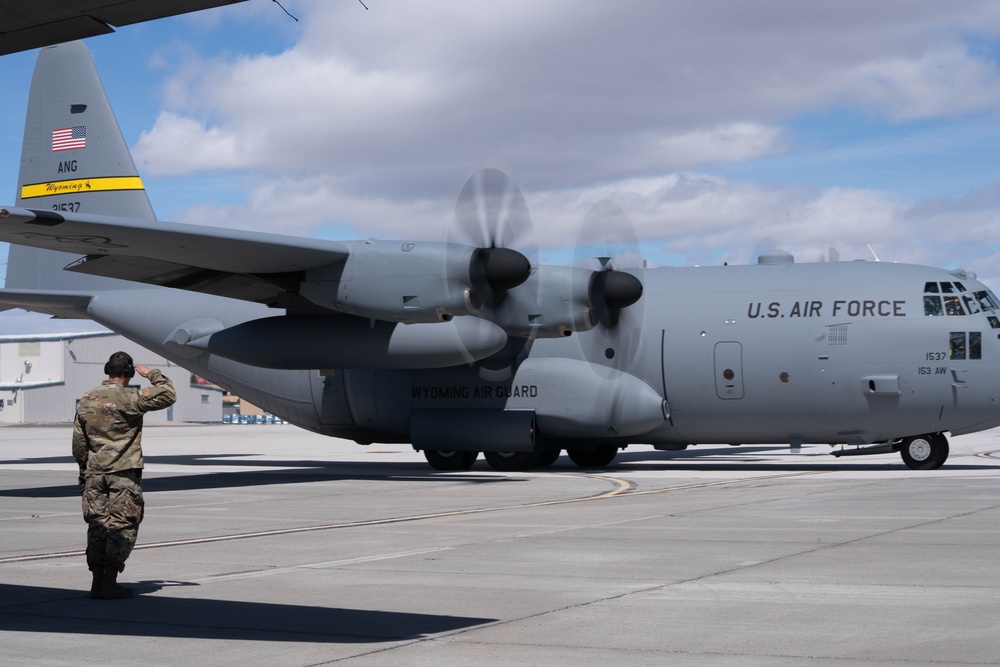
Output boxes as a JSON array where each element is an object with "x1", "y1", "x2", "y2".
[
  {"x1": 486, "y1": 266, "x2": 643, "y2": 338},
  {"x1": 298, "y1": 239, "x2": 530, "y2": 325},
  {"x1": 487, "y1": 265, "x2": 593, "y2": 337}
]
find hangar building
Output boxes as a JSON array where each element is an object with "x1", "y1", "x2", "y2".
[{"x1": 0, "y1": 331, "x2": 223, "y2": 424}]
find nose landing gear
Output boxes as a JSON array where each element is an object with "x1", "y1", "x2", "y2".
[{"x1": 899, "y1": 433, "x2": 949, "y2": 470}]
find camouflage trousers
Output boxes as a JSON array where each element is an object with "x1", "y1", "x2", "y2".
[{"x1": 82, "y1": 470, "x2": 144, "y2": 572}]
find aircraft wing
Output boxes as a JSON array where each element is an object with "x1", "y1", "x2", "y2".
[
  {"x1": 0, "y1": 206, "x2": 352, "y2": 306},
  {"x1": 0, "y1": 0, "x2": 248, "y2": 56}
]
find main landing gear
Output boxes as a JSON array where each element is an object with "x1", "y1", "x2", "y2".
[
  {"x1": 898, "y1": 433, "x2": 949, "y2": 470},
  {"x1": 422, "y1": 449, "x2": 543, "y2": 472},
  {"x1": 483, "y1": 450, "x2": 540, "y2": 471},
  {"x1": 566, "y1": 444, "x2": 619, "y2": 468},
  {"x1": 423, "y1": 446, "x2": 619, "y2": 471},
  {"x1": 481, "y1": 448, "x2": 563, "y2": 470},
  {"x1": 423, "y1": 450, "x2": 479, "y2": 471}
]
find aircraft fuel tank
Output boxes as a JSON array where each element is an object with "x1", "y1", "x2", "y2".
[{"x1": 184, "y1": 314, "x2": 508, "y2": 369}]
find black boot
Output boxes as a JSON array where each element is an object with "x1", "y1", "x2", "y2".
[
  {"x1": 98, "y1": 565, "x2": 133, "y2": 599},
  {"x1": 88, "y1": 565, "x2": 104, "y2": 599}
]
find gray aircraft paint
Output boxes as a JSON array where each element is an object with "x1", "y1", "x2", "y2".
[{"x1": 3, "y1": 42, "x2": 999, "y2": 470}]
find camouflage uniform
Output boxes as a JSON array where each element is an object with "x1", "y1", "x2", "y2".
[{"x1": 73, "y1": 369, "x2": 176, "y2": 575}]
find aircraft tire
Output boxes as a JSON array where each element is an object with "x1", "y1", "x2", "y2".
[
  {"x1": 567, "y1": 444, "x2": 618, "y2": 468},
  {"x1": 899, "y1": 434, "x2": 947, "y2": 470},
  {"x1": 535, "y1": 448, "x2": 562, "y2": 467},
  {"x1": 424, "y1": 450, "x2": 478, "y2": 471},
  {"x1": 484, "y1": 451, "x2": 539, "y2": 471},
  {"x1": 929, "y1": 433, "x2": 949, "y2": 469}
]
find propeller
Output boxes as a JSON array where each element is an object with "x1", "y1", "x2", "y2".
[
  {"x1": 568, "y1": 200, "x2": 659, "y2": 447},
  {"x1": 450, "y1": 168, "x2": 535, "y2": 313},
  {"x1": 573, "y1": 200, "x2": 645, "y2": 370}
]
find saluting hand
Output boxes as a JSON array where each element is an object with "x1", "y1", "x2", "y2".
[{"x1": 134, "y1": 364, "x2": 151, "y2": 378}]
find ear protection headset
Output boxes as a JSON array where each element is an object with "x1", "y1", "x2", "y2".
[{"x1": 104, "y1": 352, "x2": 135, "y2": 378}]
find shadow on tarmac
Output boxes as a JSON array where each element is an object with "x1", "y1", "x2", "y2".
[
  {"x1": 0, "y1": 456, "x2": 523, "y2": 498},
  {"x1": 0, "y1": 582, "x2": 496, "y2": 643},
  {"x1": 2, "y1": 448, "x2": 996, "y2": 499}
]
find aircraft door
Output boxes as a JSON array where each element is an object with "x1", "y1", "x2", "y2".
[{"x1": 714, "y1": 341, "x2": 744, "y2": 399}]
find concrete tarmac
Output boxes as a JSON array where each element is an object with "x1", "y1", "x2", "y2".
[{"x1": 1, "y1": 424, "x2": 999, "y2": 666}]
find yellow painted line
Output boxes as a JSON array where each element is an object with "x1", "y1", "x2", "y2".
[
  {"x1": 20, "y1": 176, "x2": 145, "y2": 199},
  {"x1": 0, "y1": 473, "x2": 631, "y2": 564}
]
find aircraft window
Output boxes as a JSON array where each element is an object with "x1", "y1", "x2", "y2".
[
  {"x1": 924, "y1": 282, "x2": 939, "y2": 294},
  {"x1": 963, "y1": 294, "x2": 982, "y2": 314},
  {"x1": 970, "y1": 332, "x2": 982, "y2": 360},
  {"x1": 989, "y1": 290, "x2": 1000, "y2": 309},
  {"x1": 950, "y1": 332, "x2": 967, "y2": 360},
  {"x1": 974, "y1": 291, "x2": 995, "y2": 312},
  {"x1": 941, "y1": 282, "x2": 957, "y2": 294},
  {"x1": 943, "y1": 295, "x2": 965, "y2": 316},
  {"x1": 989, "y1": 316, "x2": 1000, "y2": 330},
  {"x1": 955, "y1": 282, "x2": 967, "y2": 292},
  {"x1": 924, "y1": 296, "x2": 943, "y2": 316}
]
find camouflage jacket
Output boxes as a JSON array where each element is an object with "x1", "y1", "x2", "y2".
[{"x1": 72, "y1": 369, "x2": 177, "y2": 474}]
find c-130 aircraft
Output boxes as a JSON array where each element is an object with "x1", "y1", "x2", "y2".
[{"x1": 3, "y1": 42, "x2": 999, "y2": 472}]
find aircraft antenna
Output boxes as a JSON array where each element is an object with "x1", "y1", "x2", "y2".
[
  {"x1": 867, "y1": 244, "x2": 880, "y2": 262},
  {"x1": 272, "y1": 0, "x2": 299, "y2": 21}
]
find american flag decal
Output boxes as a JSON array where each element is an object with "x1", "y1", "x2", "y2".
[{"x1": 52, "y1": 126, "x2": 86, "y2": 151}]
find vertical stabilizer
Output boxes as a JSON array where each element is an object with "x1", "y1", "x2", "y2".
[{"x1": 6, "y1": 40, "x2": 156, "y2": 291}]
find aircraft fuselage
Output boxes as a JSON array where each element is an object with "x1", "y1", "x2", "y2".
[{"x1": 81, "y1": 256, "x2": 1000, "y2": 456}]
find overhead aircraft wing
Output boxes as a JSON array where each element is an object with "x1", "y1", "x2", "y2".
[
  {"x1": 0, "y1": 0, "x2": 248, "y2": 56},
  {"x1": 0, "y1": 206, "x2": 352, "y2": 306}
]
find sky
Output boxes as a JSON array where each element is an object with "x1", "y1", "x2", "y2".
[{"x1": 3, "y1": 0, "x2": 1000, "y2": 333}]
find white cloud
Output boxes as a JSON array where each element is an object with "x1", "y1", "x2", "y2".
[
  {"x1": 844, "y1": 45, "x2": 1000, "y2": 120},
  {"x1": 131, "y1": 2, "x2": 1000, "y2": 194},
  {"x1": 134, "y1": 112, "x2": 245, "y2": 175}
]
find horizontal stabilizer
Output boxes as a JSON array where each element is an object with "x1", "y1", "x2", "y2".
[{"x1": 0, "y1": 289, "x2": 93, "y2": 319}]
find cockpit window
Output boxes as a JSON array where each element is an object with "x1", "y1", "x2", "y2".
[
  {"x1": 944, "y1": 295, "x2": 965, "y2": 316},
  {"x1": 963, "y1": 294, "x2": 982, "y2": 314},
  {"x1": 950, "y1": 331, "x2": 967, "y2": 359},
  {"x1": 925, "y1": 282, "x2": 998, "y2": 316},
  {"x1": 973, "y1": 290, "x2": 1000, "y2": 310},
  {"x1": 924, "y1": 295, "x2": 943, "y2": 316},
  {"x1": 970, "y1": 332, "x2": 982, "y2": 360}
]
